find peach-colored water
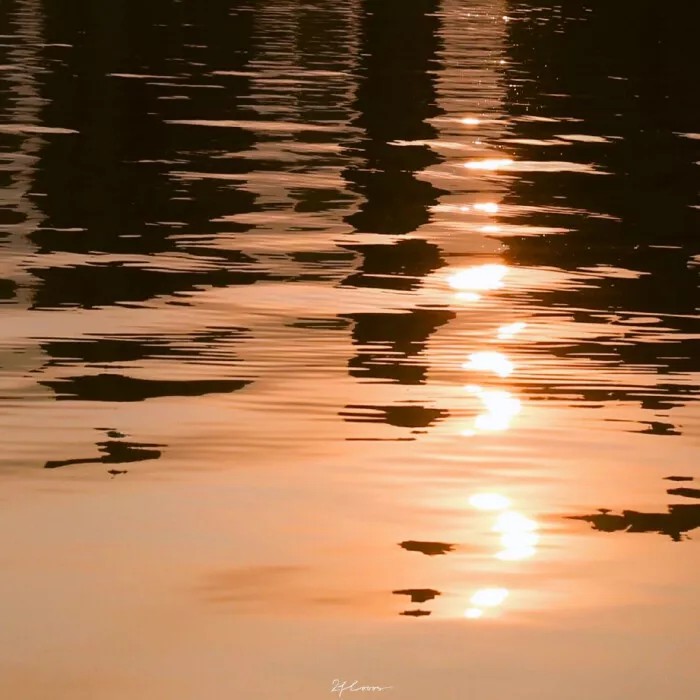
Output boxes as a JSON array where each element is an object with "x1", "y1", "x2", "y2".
[{"x1": 0, "y1": 1, "x2": 698, "y2": 698}]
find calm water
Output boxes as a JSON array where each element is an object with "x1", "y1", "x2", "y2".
[{"x1": 1, "y1": 1, "x2": 699, "y2": 698}]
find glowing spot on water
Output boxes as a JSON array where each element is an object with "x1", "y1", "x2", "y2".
[
  {"x1": 497, "y1": 322, "x2": 527, "y2": 339},
  {"x1": 469, "y1": 493, "x2": 512, "y2": 511},
  {"x1": 473, "y1": 202, "x2": 499, "y2": 213},
  {"x1": 464, "y1": 351, "x2": 514, "y2": 378},
  {"x1": 464, "y1": 608, "x2": 484, "y2": 619},
  {"x1": 496, "y1": 547, "x2": 536, "y2": 561},
  {"x1": 493, "y1": 511, "x2": 538, "y2": 533},
  {"x1": 500, "y1": 531, "x2": 540, "y2": 549},
  {"x1": 467, "y1": 388, "x2": 521, "y2": 432},
  {"x1": 461, "y1": 117, "x2": 480, "y2": 125},
  {"x1": 448, "y1": 264, "x2": 507, "y2": 292},
  {"x1": 465, "y1": 158, "x2": 513, "y2": 171},
  {"x1": 456, "y1": 292, "x2": 481, "y2": 302},
  {"x1": 470, "y1": 588, "x2": 509, "y2": 607}
]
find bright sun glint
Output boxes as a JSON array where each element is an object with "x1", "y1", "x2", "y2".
[
  {"x1": 472, "y1": 389, "x2": 522, "y2": 432},
  {"x1": 496, "y1": 546, "x2": 536, "y2": 561},
  {"x1": 465, "y1": 158, "x2": 513, "y2": 171},
  {"x1": 464, "y1": 351, "x2": 514, "y2": 378},
  {"x1": 469, "y1": 493, "x2": 511, "y2": 511},
  {"x1": 470, "y1": 588, "x2": 509, "y2": 607},
  {"x1": 493, "y1": 511, "x2": 538, "y2": 533},
  {"x1": 448, "y1": 264, "x2": 508, "y2": 292},
  {"x1": 473, "y1": 202, "x2": 499, "y2": 213},
  {"x1": 497, "y1": 321, "x2": 527, "y2": 339}
]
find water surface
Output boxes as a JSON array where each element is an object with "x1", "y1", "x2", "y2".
[{"x1": 0, "y1": 1, "x2": 699, "y2": 698}]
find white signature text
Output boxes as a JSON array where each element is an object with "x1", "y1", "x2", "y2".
[{"x1": 331, "y1": 680, "x2": 392, "y2": 697}]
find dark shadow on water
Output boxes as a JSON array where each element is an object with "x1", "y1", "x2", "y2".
[
  {"x1": 400, "y1": 609, "x2": 431, "y2": 617},
  {"x1": 502, "y1": 1, "x2": 700, "y2": 410},
  {"x1": 340, "y1": 239, "x2": 445, "y2": 291},
  {"x1": 44, "y1": 429, "x2": 163, "y2": 470},
  {"x1": 340, "y1": 405, "x2": 448, "y2": 429},
  {"x1": 343, "y1": 0, "x2": 444, "y2": 235},
  {"x1": 39, "y1": 327, "x2": 249, "y2": 366},
  {"x1": 0, "y1": 278, "x2": 17, "y2": 302},
  {"x1": 341, "y1": 309, "x2": 455, "y2": 387},
  {"x1": 666, "y1": 487, "x2": 700, "y2": 500},
  {"x1": 393, "y1": 588, "x2": 441, "y2": 604},
  {"x1": 29, "y1": 264, "x2": 273, "y2": 310},
  {"x1": 41, "y1": 373, "x2": 251, "y2": 401},
  {"x1": 336, "y1": 0, "x2": 453, "y2": 438},
  {"x1": 399, "y1": 540, "x2": 454, "y2": 556},
  {"x1": 568, "y1": 483, "x2": 700, "y2": 543}
]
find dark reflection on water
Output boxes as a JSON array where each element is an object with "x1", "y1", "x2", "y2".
[
  {"x1": 40, "y1": 327, "x2": 249, "y2": 367},
  {"x1": 341, "y1": 404, "x2": 448, "y2": 428},
  {"x1": 400, "y1": 609, "x2": 431, "y2": 617},
  {"x1": 393, "y1": 588, "x2": 441, "y2": 604},
  {"x1": 343, "y1": 0, "x2": 443, "y2": 235},
  {"x1": 503, "y1": 2, "x2": 700, "y2": 404},
  {"x1": 42, "y1": 374, "x2": 251, "y2": 402},
  {"x1": 45, "y1": 431, "x2": 163, "y2": 470},
  {"x1": 569, "y1": 478, "x2": 700, "y2": 541},
  {"x1": 339, "y1": 0, "x2": 451, "y2": 431},
  {"x1": 569, "y1": 503, "x2": 700, "y2": 543},
  {"x1": 399, "y1": 541, "x2": 455, "y2": 556},
  {"x1": 342, "y1": 309, "x2": 455, "y2": 386}
]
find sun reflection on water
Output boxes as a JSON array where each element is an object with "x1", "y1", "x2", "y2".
[
  {"x1": 468, "y1": 493, "x2": 512, "y2": 511},
  {"x1": 464, "y1": 158, "x2": 513, "y2": 170},
  {"x1": 463, "y1": 351, "x2": 514, "y2": 378},
  {"x1": 449, "y1": 255, "x2": 537, "y2": 619},
  {"x1": 473, "y1": 201, "x2": 499, "y2": 213},
  {"x1": 470, "y1": 587, "x2": 509, "y2": 607},
  {"x1": 463, "y1": 494, "x2": 541, "y2": 619},
  {"x1": 448, "y1": 264, "x2": 507, "y2": 292},
  {"x1": 494, "y1": 511, "x2": 539, "y2": 562},
  {"x1": 497, "y1": 321, "x2": 527, "y2": 339},
  {"x1": 464, "y1": 386, "x2": 522, "y2": 433}
]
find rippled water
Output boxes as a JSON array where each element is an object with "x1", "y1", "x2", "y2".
[{"x1": 1, "y1": 1, "x2": 699, "y2": 698}]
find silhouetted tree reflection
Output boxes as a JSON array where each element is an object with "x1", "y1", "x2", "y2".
[
  {"x1": 340, "y1": 404, "x2": 448, "y2": 429},
  {"x1": 0, "y1": 278, "x2": 17, "y2": 302},
  {"x1": 393, "y1": 589, "x2": 441, "y2": 604},
  {"x1": 340, "y1": 239, "x2": 445, "y2": 291},
  {"x1": 636, "y1": 421, "x2": 681, "y2": 437},
  {"x1": 21, "y1": 0, "x2": 263, "y2": 313},
  {"x1": 400, "y1": 609, "x2": 431, "y2": 617},
  {"x1": 667, "y1": 488, "x2": 700, "y2": 500},
  {"x1": 39, "y1": 328, "x2": 249, "y2": 367},
  {"x1": 343, "y1": 0, "x2": 444, "y2": 235},
  {"x1": 342, "y1": 309, "x2": 455, "y2": 386},
  {"x1": 44, "y1": 429, "x2": 163, "y2": 470},
  {"x1": 502, "y1": 1, "x2": 700, "y2": 410},
  {"x1": 41, "y1": 374, "x2": 251, "y2": 402},
  {"x1": 338, "y1": 0, "x2": 452, "y2": 437},
  {"x1": 569, "y1": 503, "x2": 700, "y2": 542},
  {"x1": 399, "y1": 540, "x2": 454, "y2": 556}
]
